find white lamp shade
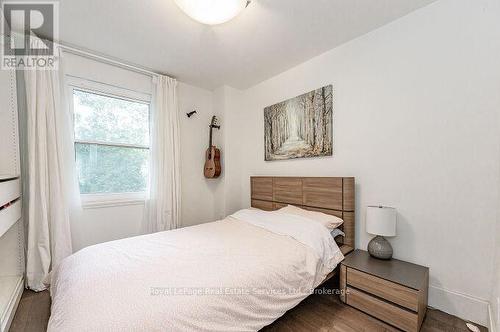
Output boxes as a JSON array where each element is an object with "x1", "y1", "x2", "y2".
[
  {"x1": 174, "y1": 0, "x2": 249, "y2": 25},
  {"x1": 366, "y1": 206, "x2": 397, "y2": 237}
]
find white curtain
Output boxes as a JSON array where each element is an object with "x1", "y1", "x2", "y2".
[
  {"x1": 23, "y1": 44, "x2": 78, "y2": 291},
  {"x1": 145, "y1": 76, "x2": 182, "y2": 233}
]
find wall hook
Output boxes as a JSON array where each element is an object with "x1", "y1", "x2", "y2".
[{"x1": 187, "y1": 110, "x2": 197, "y2": 118}]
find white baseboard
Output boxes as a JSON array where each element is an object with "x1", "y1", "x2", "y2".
[
  {"x1": 428, "y1": 285, "x2": 489, "y2": 327},
  {"x1": 489, "y1": 301, "x2": 497, "y2": 332}
]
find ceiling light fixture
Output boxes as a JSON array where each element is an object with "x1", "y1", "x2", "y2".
[{"x1": 174, "y1": 0, "x2": 251, "y2": 25}]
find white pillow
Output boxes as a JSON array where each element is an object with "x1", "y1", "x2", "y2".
[{"x1": 277, "y1": 205, "x2": 343, "y2": 230}]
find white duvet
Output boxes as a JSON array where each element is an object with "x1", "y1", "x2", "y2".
[{"x1": 48, "y1": 209, "x2": 344, "y2": 331}]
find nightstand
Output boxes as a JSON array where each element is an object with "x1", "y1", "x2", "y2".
[{"x1": 340, "y1": 250, "x2": 429, "y2": 332}]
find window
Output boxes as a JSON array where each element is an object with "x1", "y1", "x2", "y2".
[{"x1": 73, "y1": 89, "x2": 150, "y2": 196}]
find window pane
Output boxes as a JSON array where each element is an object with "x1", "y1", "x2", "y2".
[
  {"x1": 73, "y1": 90, "x2": 149, "y2": 146},
  {"x1": 76, "y1": 143, "x2": 148, "y2": 194}
]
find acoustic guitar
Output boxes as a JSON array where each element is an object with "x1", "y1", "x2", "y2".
[{"x1": 204, "y1": 116, "x2": 221, "y2": 178}]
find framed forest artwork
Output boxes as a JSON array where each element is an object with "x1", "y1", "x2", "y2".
[{"x1": 264, "y1": 85, "x2": 333, "y2": 161}]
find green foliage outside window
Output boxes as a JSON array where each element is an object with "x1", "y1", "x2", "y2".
[{"x1": 73, "y1": 89, "x2": 150, "y2": 194}]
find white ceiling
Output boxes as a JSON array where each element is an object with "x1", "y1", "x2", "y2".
[{"x1": 58, "y1": 0, "x2": 437, "y2": 90}]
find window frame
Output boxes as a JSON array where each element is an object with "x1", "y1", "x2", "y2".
[{"x1": 66, "y1": 76, "x2": 152, "y2": 208}]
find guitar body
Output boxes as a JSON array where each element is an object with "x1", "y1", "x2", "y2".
[
  {"x1": 204, "y1": 146, "x2": 221, "y2": 178},
  {"x1": 204, "y1": 116, "x2": 222, "y2": 178}
]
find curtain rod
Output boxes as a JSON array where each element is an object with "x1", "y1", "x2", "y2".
[
  {"x1": 58, "y1": 44, "x2": 169, "y2": 79},
  {"x1": 8, "y1": 31, "x2": 169, "y2": 78}
]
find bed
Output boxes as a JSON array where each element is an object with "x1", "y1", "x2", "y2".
[{"x1": 48, "y1": 177, "x2": 355, "y2": 331}]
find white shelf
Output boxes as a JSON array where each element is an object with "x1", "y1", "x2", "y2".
[
  {"x1": 0, "y1": 178, "x2": 20, "y2": 207},
  {"x1": 0, "y1": 36, "x2": 23, "y2": 332},
  {"x1": 0, "y1": 275, "x2": 23, "y2": 332},
  {"x1": 0, "y1": 176, "x2": 19, "y2": 183},
  {"x1": 0, "y1": 201, "x2": 21, "y2": 239}
]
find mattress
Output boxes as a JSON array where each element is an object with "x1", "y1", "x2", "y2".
[{"x1": 48, "y1": 209, "x2": 344, "y2": 331}]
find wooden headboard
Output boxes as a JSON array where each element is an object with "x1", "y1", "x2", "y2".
[{"x1": 251, "y1": 177, "x2": 355, "y2": 255}]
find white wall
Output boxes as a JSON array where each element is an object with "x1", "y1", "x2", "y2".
[
  {"x1": 178, "y1": 82, "x2": 223, "y2": 226},
  {"x1": 493, "y1": 212, "x2": 500, "y2": 331},
  {"x1": 212, "y1": 86, "x2": 245, "y2": 218},
  {"x1": 492, "y1": 158, "x2": 500, "y2": 331},
  {"x1": 61, "y1": 53, "x2": 218, "y2": 250},
  {"x1": 222, "y1": 0, "x2": 500, "y2": 325},
  {"x1": 211, "y1": 87, "x2": 227, "y2": 220}
]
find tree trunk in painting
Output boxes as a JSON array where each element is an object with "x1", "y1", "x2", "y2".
[{"x1": 264, "y1": 85, "x2": 333, "y2": 161}]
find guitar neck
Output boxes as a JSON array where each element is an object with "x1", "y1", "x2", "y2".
[{"x1": 209, "y1": 127, "x2": 213, "y2": 149}]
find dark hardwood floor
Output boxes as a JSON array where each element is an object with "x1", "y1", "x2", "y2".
[
  {"x1": 261, "y1": 291, "x2": 487, "y2": 332},
  {"x1": 10, "y1": 290, "x2": 51, "y2": 332},
  {"x1": 10, "y1": 288, "x2": 487, "y2": 332}
]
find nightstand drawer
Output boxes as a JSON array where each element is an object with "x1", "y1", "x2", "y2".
[
  {"x1": 346, "y1": 287, "x2": 418, "y2": 332},
  {"x1": 347, "y1": 267, "x2": 418, "y2": 311}
]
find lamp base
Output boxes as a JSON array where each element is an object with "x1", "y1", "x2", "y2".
[{"x1": 367, "y1": 236, "x2": 393, "y2": 260}]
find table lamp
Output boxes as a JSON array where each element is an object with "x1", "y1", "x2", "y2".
[{"x1": 366, "y1": 206, "x2": 397, "y2": 260}]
